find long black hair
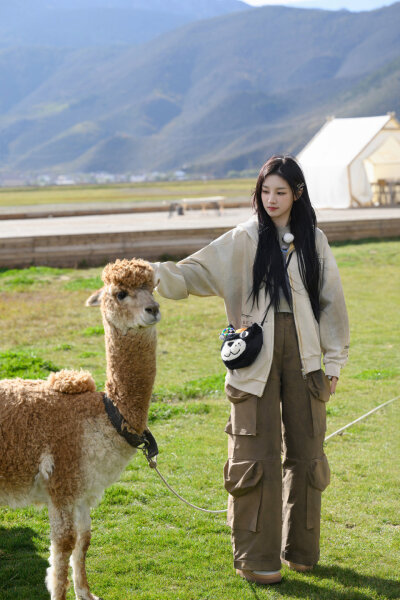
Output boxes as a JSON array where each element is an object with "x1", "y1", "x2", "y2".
[{"x1": 251, "y1": 155, "x2": 321, "y2": 322}]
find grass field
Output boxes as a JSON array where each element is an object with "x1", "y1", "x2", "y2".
[
  {"x1": 0, "y1": 179, "x2": 254, "y2": 208},
  {"x1": 0, "y1": 239, "x2": 399, "y2": 599}
]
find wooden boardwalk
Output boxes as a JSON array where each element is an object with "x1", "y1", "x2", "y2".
[{"x1": 0, "y1": 206, "x2": 399, "y2": 268}]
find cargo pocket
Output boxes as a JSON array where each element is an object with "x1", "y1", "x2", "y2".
[
  {"x1": 224, "y1": 459, "x2": 263, "y2": 532},
  {"x1": 224, "y1": 384, "x2": 258, "y2": 436},
  {"x1": 307, "y1": 369, "x2": 330, "y2": 437},
  {"x1": 306, "y1": 455, "x2": 330, "y2": 530}
]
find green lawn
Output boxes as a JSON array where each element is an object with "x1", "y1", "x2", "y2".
[
  {"x1": 0, "y1": 239, "x2": 399, "y2": 599},
  {"x1": 0, "y1": 179, "x2": 254, "y2": 208}
]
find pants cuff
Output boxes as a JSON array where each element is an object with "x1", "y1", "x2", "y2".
[
  {"x1": 281, "y1": 550, "x2": 319, "y2": 567},
  {"x1": 234, "y1": 559, "x2": 282, "y2": 572}
]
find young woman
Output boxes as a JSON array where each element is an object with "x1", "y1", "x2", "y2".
[{"x1": 151, "y1": 155, "x2": 349, "y2": 584}]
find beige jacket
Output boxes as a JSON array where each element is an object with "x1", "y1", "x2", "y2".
[{"x1": 152, "y1": 216, "x2": 349, "y2": 397}]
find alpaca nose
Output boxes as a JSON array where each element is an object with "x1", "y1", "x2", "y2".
[{"x1": 145, "y1": 302, "x2": 160, "y2": 317}]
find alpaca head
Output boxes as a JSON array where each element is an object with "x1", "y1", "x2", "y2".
[{"x1": 86, "y1": 258, "x2": 161, "y2": 331}]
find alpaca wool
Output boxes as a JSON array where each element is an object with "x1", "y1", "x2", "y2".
[
  {"x1": 0, "y1": 258, "x2": 160, "y2": 600},
  {"x1": 102, "y1": 257, "x2": 154, "y2": 290},
  {"x1": 47, "y1": 370, "x2": 96, "y2": 394}
]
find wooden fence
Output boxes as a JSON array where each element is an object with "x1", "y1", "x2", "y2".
[{"x1": 1, "y1": 217, "x2": 399, "y2": 269}]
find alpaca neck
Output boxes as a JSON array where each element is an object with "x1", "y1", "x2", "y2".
[{"x1": 104, "y1": 321, "x2": 157, "y2": 435}]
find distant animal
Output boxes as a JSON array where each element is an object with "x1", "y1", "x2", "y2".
[{"x1": 0, "y1": 258, "x2": 160, "y2": 600}]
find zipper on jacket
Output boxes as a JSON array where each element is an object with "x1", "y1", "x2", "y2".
[{"x1": 287, "y1": 259, "x2": 307, "y2": 379}]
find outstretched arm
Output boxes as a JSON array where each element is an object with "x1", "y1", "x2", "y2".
[{"x1": 151, "y1": 228, "x2": 244, "y2": 300}]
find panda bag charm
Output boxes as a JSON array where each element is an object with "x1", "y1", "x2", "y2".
[{"x1": 220, "y1": 322, "x2": 264, "y2": 370}]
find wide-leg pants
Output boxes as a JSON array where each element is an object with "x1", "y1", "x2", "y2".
[{"x1": 224, "y1": 313, "x2": 331, "y2": 571}]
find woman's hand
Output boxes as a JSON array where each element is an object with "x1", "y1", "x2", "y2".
[{"x1": 330, "y1": 376, "x2": 338, "y2": 395}]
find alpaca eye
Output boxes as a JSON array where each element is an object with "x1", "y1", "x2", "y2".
[{"x1": 116, "y1": 291, "x2": 128, "y2": 301}]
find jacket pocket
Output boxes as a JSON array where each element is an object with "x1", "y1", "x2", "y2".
[
  {"x1": 224, "y1": 459, "x2": 263, "y2": 532},
  {"x1": 224, "y1": 384, "x2": 258, "y2": 436},
  {"x1": 306, "y1": 455, "x2": 330, "y2": 530},
  {"x1": 307, "y1": 369, "x2": 330, "y2": 437}
]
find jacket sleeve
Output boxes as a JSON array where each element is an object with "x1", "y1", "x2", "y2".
[
  {"x1": 151, "y1": 228, "x2": 243, "y2": 300},
  {"x1": 318, "y1": 232, "x2": 350, "y2": 378}
]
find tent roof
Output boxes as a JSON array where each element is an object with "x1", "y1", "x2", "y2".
[{"x1": 298, "y1": 115, "x2": 397, "y2": 168}]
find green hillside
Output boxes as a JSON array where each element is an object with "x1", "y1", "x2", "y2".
[{"x1": 0, "y1": 2, "x2": 399, "y2": 176}]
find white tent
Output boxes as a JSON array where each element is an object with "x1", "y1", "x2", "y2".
[{"x1": 297, "y1": 114, "x2": 400, "y2": 209}]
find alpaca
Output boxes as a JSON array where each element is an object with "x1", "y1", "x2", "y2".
[{"x1": 0, "y1": 258, "x2": 161, "y2": 600}]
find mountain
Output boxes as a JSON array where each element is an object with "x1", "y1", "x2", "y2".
[
  {"x1": 287, "y1": 1, "x2": 396, "y2": 11},
  {"x1": 0, "y1": 2, "x2": 399, "y2": 176},
  {"x1": 0, "y1": 0, "x2": 248, "y2": 48}
]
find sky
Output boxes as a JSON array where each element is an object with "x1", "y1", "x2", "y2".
[{"x1": 243, "y1": 0, "x2": 396, "y2": 10}]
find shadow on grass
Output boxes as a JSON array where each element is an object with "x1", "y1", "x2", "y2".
[
  {"x1": 246, "y1": 564, "x2": 399, "y2": 600},
  {"x1": 0, "y1": 527, "x2": 48, "y2": 600}
]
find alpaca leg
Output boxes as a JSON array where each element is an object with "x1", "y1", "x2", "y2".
[
  {"x1": 46, "y1": 504, "x2": 76, "y2": 600},
  {"x1": 70, "y1": 503, "x2": 103, "y2": 600}
]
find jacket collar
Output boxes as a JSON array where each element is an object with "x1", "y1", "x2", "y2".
[{"x1": 237, "y1": 216, "x2": 296, "y2": 252}]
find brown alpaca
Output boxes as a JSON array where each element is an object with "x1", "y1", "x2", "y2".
[{"x1": 0, "y1": 258, "x2": 160, "y2": 600}]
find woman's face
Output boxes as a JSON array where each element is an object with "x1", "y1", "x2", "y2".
[{"x1": 261, "y1": 174, "x2": 295, "y2": 227}]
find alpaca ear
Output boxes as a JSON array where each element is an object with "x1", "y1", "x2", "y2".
[{"x1": 86, "y1": 288, "x2": 104, "y2": 307}]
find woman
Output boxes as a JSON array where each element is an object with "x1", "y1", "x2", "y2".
[{"x1": 151, "y1": 155, "x2": 349, "y2": 584}]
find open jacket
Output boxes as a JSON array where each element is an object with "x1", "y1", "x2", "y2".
[{"x1": 152, "y1": 216, "x2": 349, "y2": 397}]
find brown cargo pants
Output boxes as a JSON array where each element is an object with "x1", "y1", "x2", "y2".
[{"x1": 224, "y1": 313, "x2": 331, "y2": 571}]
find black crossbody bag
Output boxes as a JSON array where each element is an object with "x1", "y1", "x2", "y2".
[{"x1": 220, "y1": 315, "x2": 267, "y2": 370}]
